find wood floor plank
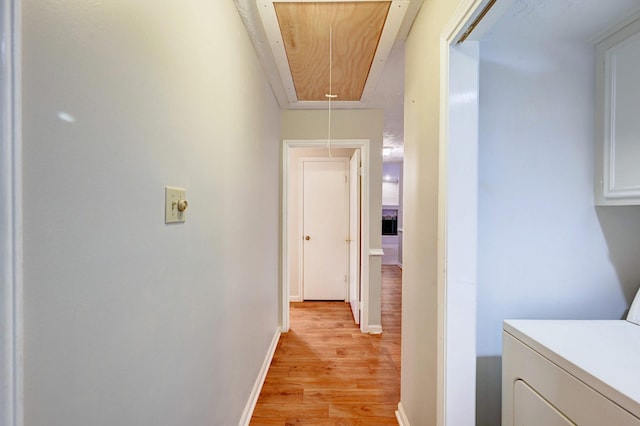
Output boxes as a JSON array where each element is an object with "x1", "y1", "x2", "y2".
[
  {"x1": 303, "y1": 389, "x2": 398, "y2": 404},
  {"x1": 249, "y1": 418, "x2": 287, "y2": 425},
  {"x1": 329, "y1": 403, "x2": 399, "y2": 418},
  {"x1": 265, "y1": 377, "x2": 359, "y2": 390},
  {"x1": 252, "y1": 403, "x2": 329, "y2": 418},
  {"x1": 250, "y1": 265, "x2": 402, "y2": 423},
  {"x1": 276, "y1": 419, "x2": 399, "y2": 426},
  {"x1": 256, "y1": 384, "x2": 304, "y2": 404}
]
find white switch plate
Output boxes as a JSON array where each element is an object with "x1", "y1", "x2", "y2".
[{"x1": 165, "y1": 186, "x2": 187, "y2": 224}]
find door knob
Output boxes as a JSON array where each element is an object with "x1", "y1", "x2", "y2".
[{"x1": 305, "y1": 235, "x2": 311, "y2": 240}]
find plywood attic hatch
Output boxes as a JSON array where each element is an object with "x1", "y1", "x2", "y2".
[{"x1": 257, "y1": 0, "x2": 409, "y2": 108}]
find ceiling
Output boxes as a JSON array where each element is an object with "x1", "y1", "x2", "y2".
[
  {"x1": 235, "y1": 0, "x2": 640, "y2": 164},
  {"x1": 474, "y1": 0, "x2": 640, "y2": 42},
  {"x1": 235, "y1": 0, "x2": 424, "y2": 162}
]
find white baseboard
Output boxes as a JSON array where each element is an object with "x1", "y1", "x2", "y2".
[
  {"x1": 398, "y1": 262, "x2": 403, "y2": 269},
  {"x1": 367, "y1": 324, "x2": 383, "y2": 334},
  {"x1": 396, "y1": 402, "x2": 410, "y2": 426},
  {"x1": 289, "y1": 295, "x2": 302, "y2": 302},
  {"x1": 239, "y1": 327, "x2": 281, "y2": 426}
]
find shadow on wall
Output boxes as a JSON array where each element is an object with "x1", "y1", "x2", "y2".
[
  {"x1": 596, "y1": 205, "x2": 640, "y2": 314},
  {"x1": 476, "y1": 355, "x2": 502, "y2": 426},
  {"x1": 477, "y1": 207, "x2": 640, "y2": 426}
]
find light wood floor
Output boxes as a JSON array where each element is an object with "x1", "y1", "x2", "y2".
[{"x1": 250, "y1": 265, "x2": 402, "y2": 425}]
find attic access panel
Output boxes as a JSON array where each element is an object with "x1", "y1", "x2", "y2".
[
  {"x1": 275, "y1": 2, "x2": 390, "y2": 101},
  {"x1": 258, "y1": 0, "x2": 409, "y2": 107}
]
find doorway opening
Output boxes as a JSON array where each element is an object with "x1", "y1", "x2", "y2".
[{"x1": 281, "y1": 139, "x2": 371, "y2": 333}]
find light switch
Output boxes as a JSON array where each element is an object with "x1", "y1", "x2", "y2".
[{"x1": 165, "y1": 186, "x2": 188, "y2": 224}]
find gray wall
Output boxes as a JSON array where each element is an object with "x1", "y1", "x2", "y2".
[
  {"x1": 382, "y1": 161, "x2": 402, "y2": 266},
  {"x1": 477, "y1": 37, "x2": 640, "y2": 426},
  {"x1": 21, "y1": 1, "x2": 280, "y2": 424}
]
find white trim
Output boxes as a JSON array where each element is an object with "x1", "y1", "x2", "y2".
[
  {"x1": 358, "y1": 1, "x2": 409, "y2": 103},
  {"x1": 296, "y1": 158, "x2": 304, "y2": 302},
  {"x1": 441, "y1": 0, "x2": 486, "y2": 43},
  {"x1": 396, "y1": 402, "x2": 410, "y2": 426},
  {"x1": 436, "y1": 33, "x2": 450, "y2": 426},
  {"x1": 366, "y1": 324, "x2": 383, "y2": 334},
  {"x1": 591, "y1": 8, "x2": 640, "y2": 44},
  {"x1": 238, "y1": 328, "x2": 281, "y2": 426},
  {"x1": 368, "y1": 248, "x2": 384, "y2": 256},
  {"x1": 1, "y1": 1, "x2": 22, "y2": 425},
  {"x1": 289, "y1": 295, "x2": 302, "y2": 302},
  {"x1": 282, "y1": 139, "x2": 371, "y2": 333},
  {"x1": 256, "y1": 1, "x2": 298, "y2": 104},
  {"x1": 438, "y1": 2, "x2": 484, "y2": 426}
]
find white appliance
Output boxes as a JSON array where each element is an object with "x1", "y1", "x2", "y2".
[{"x1": 502, "y1": 288, "x2": 640, "y2": 425}]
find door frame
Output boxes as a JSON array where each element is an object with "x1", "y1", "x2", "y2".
[
  {"x1": 1, "y1": 1, "x2": 23, "y2": 425},
  {"x1": 298, "y1": 156, "x2": 350, "y2": 302},
  {"x1": 435, "y1": 0, "x2": 487, "y2": 424},
  {"x1": 348, "y1": 149, "x2": 361, "y2": 324},
  {"x1": 282, "y1": 139, "x2": 370, "y2": 333}
]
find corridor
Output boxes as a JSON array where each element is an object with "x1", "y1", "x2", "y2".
[{"x1": 251, "y1": 265, "x2": 402, "y2": 424}]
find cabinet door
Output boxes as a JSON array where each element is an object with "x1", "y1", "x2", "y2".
[
  {"x1": 596, "y1": 18, "x2": 640, "y2": 205},
  {"x1": 514, "y1": 380, "x2": 574, "y2": 425}
]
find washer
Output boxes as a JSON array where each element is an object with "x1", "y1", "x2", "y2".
[{"x1": 502, "y1": 289, "x2": 640, "y2": 425}]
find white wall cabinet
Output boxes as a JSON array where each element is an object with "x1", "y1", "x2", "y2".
[{"x1": 595, "y1": 18, "x2": 640, "y2": 205}]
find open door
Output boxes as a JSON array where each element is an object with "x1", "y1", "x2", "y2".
[{"x1": 348, "y1": 149, "x2": 361, "y2": 324}]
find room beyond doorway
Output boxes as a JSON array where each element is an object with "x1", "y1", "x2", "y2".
[{"x1": 281, "y1": 139, "x2": 380, "y2": 334}]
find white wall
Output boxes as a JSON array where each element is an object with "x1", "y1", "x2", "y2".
[
  {"x1": 21, "y1": 1, "x2": 280, "y2": 425},
  {"x1": 445, "y1": 41, "x2": 479, "y2": 426},
  {"x1": 382, "y1": 161, "x2": 402, "y2": 206},
  {"x1": 476, "y1": 38, "x2": 640, "y2": 426},
  {"x1": 288, "y1": 148, "x2": 355, "y2": 300},
  {"x1": 401, "y1": 0, "x2": 464, "y2": 423},
  {"x1": 281, "y1": 109, "x2": 384, "y2": 327}
]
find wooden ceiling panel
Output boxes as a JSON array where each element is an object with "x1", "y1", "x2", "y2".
[{"x1": 274, "y1": 2, "x2": 391, "y2": 101}]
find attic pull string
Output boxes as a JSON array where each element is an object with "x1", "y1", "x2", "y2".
[{"x1": 325, "y1": 25, "x2": 337, "y2": 158}]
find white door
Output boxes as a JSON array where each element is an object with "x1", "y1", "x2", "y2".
[
  {"x1": 348, "y1": 150, "x2": 361, "y2": 323},
  {"x1": 302, "y1": 159, "x2": 348, "y2": 300}
]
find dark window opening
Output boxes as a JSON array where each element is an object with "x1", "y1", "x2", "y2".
[{"x1": 382, "y1": 209, "x2": 398, "y2": 235}]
